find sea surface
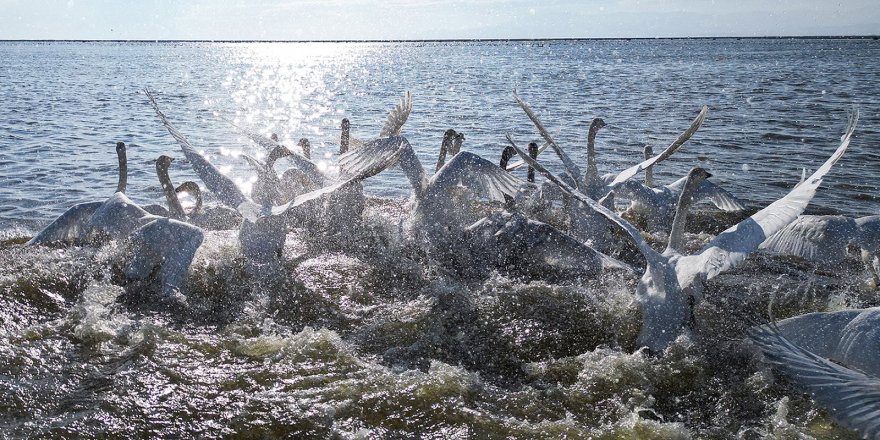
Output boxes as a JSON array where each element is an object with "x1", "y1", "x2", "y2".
[{"x1": 1, "y1": 39, "x2": 879, "y2": 438}]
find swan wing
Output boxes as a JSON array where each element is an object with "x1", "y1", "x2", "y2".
[
  {"x1": 751, "y1": 324, "x2": 880, "y2": 439},
  {"x1": 694, "y1": 180, "x2": 747, "y2": 211},
  {"x1": 428, "y1": 151, "x2": 523, "y2": 203},
  {"x1": 504, "y1": 128, "x2": 562, "y2": 171},
  {"x1": 219, "y1": 116, "x2": 325, "y2": 185},
  {"x1": 513, "y1": 90, "x2": 584, "y2": 189},
  {"x1": 682, "y1": 111, "x2": 858, "y2": 281},
  {"x1": 759, "y1": 215, "x2": 856, "y2": 265},
  {"x1": 507, "y1": 134, "x2": 663, "y2": 266},
  {"x1": 145, "y1": 88, "x2": 248, "y2": 209},
  {"x1": 607, "y1": 106, "x2": 708, "y2": 187},
  {"x1": 27, "y1": 201, "x2": 104, "y2": 245},
  {"x1": 379, "y1": 91, "x2": 412, "y2": 137},
  {"x1": 338, "y1": 135, "x2": 427, "y2": 195},
  {"x1": 271, "y1": 138, "x2": 404, "y2": 216}
]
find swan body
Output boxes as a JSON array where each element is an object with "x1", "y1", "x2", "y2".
[
  {"x1": 615, "y1": 174, "x2": 746, "y2": 233},
  {"x1": 751, "y1": 313, "x2": 880, "y2": 439},
  {"x1": 761, "y1": 214, "x2": 880, "y2": 281},
  {"x1": 510, "y1": 110, "x2": 858, "y2": 352}
]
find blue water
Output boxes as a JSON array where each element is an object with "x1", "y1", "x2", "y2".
[
  {"x1": 1, "y1": 39, "x2": 879, "y2": 438},
  {"x1": 1, "y1": 39, "x2": 878, "y2": 235}
]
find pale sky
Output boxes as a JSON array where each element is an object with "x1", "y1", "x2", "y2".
[{"x1": 1, "y1": 0, "x2": 877, "y2": 40}]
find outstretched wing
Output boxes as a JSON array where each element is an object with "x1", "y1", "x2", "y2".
[
  {"x1": 513, "y1": 90, "x2": 584, "y2": 190},
  {"x1": 759, "y1": 215, "x2": 855, "y2": 265},
  {"x1": 607, "y1": 106, "x2": 708, "y2": 187},
  {"x1": 504, "y1": 128, "x2": 562, "y2": 171},
  {"x1": 338, "y1": 135, "x2": 427, "y2": 196},
  {"x1": 271, "y1": 138, "x2": 405, "y2": 216},
  {"x1": 428, "y1": 151, "x2": 523, "y2": 204},
  {"x1": 27, "y1": 201, "x2": 103, "y2": 245},
  {"x1": 379, "y1": 91, "x2": 412, "y2": 137},
  {"x1": 751, "y1": 324, "x2": 880, "y2": 439},
  {"x1": 680, "y1": 111, "x2": 858, "y2": 281},
  {"x1": 145, "y1": 88, "x2": 248, "y2": 209},
  {"x1": 694, "y1": 180, "x2": 747, "y2": 211}
]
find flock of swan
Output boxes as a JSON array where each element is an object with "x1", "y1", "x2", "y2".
[{"x1": 26, "y1": 88, "x2": 879, "y2": 437}]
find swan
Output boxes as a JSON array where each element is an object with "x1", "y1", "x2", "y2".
[
  {"x1": 146, "y1": 88, "x2": 404, "y2": 264},
  {"x1": 435, "y1": 129, "x2": 456, "y2": 172},
  {"x1": 338, "y1": 137, "x2": 630, "y2": 280},
  {"x1": 513, "y1": 91, "x2": 708, "y2": 198},
  {"x1": 154, "y1": 156, "x2": 243, "y2": 230},
  {"x1": 222, "y1": 91, "x2": 412, "y2": 208},
  {"x1": 513, "y1": 92, "x2": 708, "y2": 250},
  {"x1": 27, "y1": 141, "x2": 205, "y2": 299},
  {"x1": 750, "y1": 312, "x2": 880, "y2": 439},
  {"x1": 509, "y1": 110, "x2": 858, "y2": 352},
  {"x1": 340, "y1": 118, "x2": 350, "y2": 154},
  {"x1": 760, "y1": 214, "x2": 880, "y2": 283},
  {"x1": 28, "y1": 141, "x2": 128, "y2": 245},
  {"x1": 614, "y1": 169, "x2": 747, "y2": 233}
]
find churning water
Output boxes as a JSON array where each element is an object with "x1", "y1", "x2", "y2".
[{"x1": 1, "y1": 39, "x2": 879, "y2": 438}]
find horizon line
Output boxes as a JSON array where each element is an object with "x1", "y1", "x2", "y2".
[{"x1": 1, "y1": 35, "x2": 878, "y2": 43}]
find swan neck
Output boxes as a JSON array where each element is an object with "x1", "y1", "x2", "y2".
[
  {"x1": 644, "y1": 146, "x2": 654, "y2": 187},
  {"x1": 156, "y1": 161, "x2": 187, "y2": 220},
  {"x1": 499, "y1": 146, "x2": 516, "y2": 170},
  {"x1": 586, "y1": 125, "x2": 600, "y2": 183},
  {"x1": 340, "y1": 119, "x2": 350, "y2": 154},
  {"x1": 434, "y1": 130, "x2": 455, "y2": 173},
  {"x1": 527, "y1": 143, "x2": 539, "y2": 183},
  {"x1": 666, "y1": 172, "x2": 705, "y2": 254},
  {"x1": 116, "y1": 142, "x2": 127, "y2": 194}
]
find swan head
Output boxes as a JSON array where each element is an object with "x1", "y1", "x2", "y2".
[
  {"x1": 270, "y1": 133, "x2": 279, "y2": 142},
  {"x1": 175, "y1": 181, "x2": 203, "y2": 214},
  {"x1": 156, "y1": 155, "x2": 174, "y2": 170},
  {"x1": 341, "y1": 118, "x2": 350, "y2": 130},
  {"x1": 116, "y1": 141, "x2": 126, "y2": 156},
  {"x1": 443, "y1": 129, "x2": 456, "y2": 141},
  {"x1": 500, "y1": 146, "x2": 517, "y2": 169},
  {"x1": 590, "y1": 118, "x2": 607, "y2": 131},
  {"x1": 687, "y1": 167, "x2": 712, "y2": 182},
  {"x1": 643, "y1": 145, "x2": 653, "y2": 159}
]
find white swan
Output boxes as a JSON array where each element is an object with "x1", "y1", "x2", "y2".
[
  {"x1": 339, "y1": 137, "x2": 630, "y2": 279},
  {"x1": 614, "y1": 170, "x2": 747, "y2": 233},
  {"x1": 28, "y1": 141, "x2": 128, "y2": 245},
  {"x1": 146, "y1": 88, "x2": 404, "y2": 263},
  {"x1": 154, "y1": 156, "x2": 243, "y2": 230},
  {"x1": 509, "y1": 110, "x2": 858, "y2": 352},
  {"x1": 760, "y1": 214, "x2": 880, "y2": 283},
  {"x1": 750, "y1": 312, "x2": 880, "y2": 438},
  {"x1": 513, "y1": 92, "x2": 708, "y2": 250}
]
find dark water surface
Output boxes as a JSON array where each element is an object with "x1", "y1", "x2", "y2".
[{"x1": 1, "y1": 39, "x2": 878, "y2": 438}]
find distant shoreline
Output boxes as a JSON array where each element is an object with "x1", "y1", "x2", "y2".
[{"x1": 0, "y1": 35, "x2": 878, "y2": 43}]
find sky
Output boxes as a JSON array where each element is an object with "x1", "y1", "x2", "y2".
[{"x1": 1, "y1": 0, "x2": 878, "y2": 40}]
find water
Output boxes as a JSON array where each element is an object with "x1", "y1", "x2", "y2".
[{"x1": 1, "y1": 39, "x2": 878, "y2": 438}]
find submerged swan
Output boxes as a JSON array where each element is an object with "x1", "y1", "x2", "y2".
[
  {"x1": 339, "y1": 137, "x2": 629, "y2": 279},
  {"x1": 760, "y1": 214, "x2": 880, "y2": 283},
  {"x1": 510, "y1": 110, "x2": 858, "y2": 352},
  {"x1": 750, "y1": 312, "x2": 880, "y2": 438},
  {"x1": 146, "y1": 88, "x2": 403, "y2": 263}
]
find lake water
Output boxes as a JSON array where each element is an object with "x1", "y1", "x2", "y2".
[{"x1": 1, "y1": 39, "x2": 878, "y2": 438}]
